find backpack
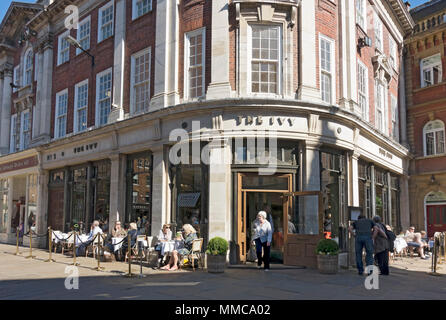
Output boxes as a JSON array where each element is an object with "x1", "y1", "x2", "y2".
[{"x1": 384, "y1": 227, "x2": 396, "y2": 253}]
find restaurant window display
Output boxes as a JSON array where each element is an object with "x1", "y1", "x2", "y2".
[
  {"x1": 390, "y1": 175, "x2": 401, "y2": 233},
  {"x1": 358, "y1": 161, "x2": 372, "y2": 218},
  {"x1": 48, "y1": 171, "x2": 65, "y2": 231},
  {"x1": 126, "y1": 153, "x2": 152, "y2": 235},
  {"x1": 27, "y1": 174, "x2": 38, "y2": 233},
  {"x1": 374, "y1": 167, "x2": 388, "y2": 224},
  {"x1": 320, "y1": 151, "x2": 347, "y2": 249},
  {"x1": 170, "y1": 143, "x2": 209, "y2": 247},
  {"x1": 0, "y1": 180, "x2": 9, "y2": 233}
]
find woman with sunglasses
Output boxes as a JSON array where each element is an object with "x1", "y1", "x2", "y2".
[{"x1": 155, "y1": 224, "x2": 173, "y2": 268}]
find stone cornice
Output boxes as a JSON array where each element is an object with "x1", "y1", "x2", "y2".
[{"x1": 34, "y1": 98, "x2": 410, "y2": 160}]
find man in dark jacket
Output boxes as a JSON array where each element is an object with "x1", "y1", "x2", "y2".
[{"x1": 349, "y1": 215, "x2": 375, "y2": 275}]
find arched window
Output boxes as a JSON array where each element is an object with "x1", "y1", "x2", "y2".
[
  {"x1": 24, "y1": 49, "x2": 33, "y2": 86},
  {"x1": 423, "y1": 120, "x2": 445, "y2": 156}
]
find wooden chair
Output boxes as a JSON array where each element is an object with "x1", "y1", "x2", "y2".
[
  {"x1": 62, "y1": 232, "x2": 74, "y2": 256},
  {"x1": 85, "y1": 234, "x2": 101, "y2": 258},
  {"x1": 51, "y1": 231, "x2": 62, "y2": 254},
  {"x1": 179, "y1": 238, "x2": 204, "y2": 271},
  {"x1": 125, "y1": 235, "x2": 146, "y2": 262},
  {"x1": 188, "y1": 238, "x2": 204, "y2": 271}
]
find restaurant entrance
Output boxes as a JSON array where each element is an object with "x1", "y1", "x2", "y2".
[{"x1": 236, "y1": 173, "x2": 292, "y2": 264}]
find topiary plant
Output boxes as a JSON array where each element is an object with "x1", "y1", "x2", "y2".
[
  {"x1": 206, "y1": 237, "x2": 228, "y2": 256},
  {"x1": 316, "y1": 239, "x2": 339, "y2": 255}
]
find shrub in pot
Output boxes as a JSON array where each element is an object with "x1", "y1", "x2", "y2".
[
  {"x1": 206, "y1": 237, "x2": 228, "y2": 273},
  {"x1": 316, "y1": 239, "x2": 339, "y2": 274}
]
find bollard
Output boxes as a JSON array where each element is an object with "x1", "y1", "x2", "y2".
[
  {"x1": 94, "y1": 233, "x2": 104, "y2": 271},
  {"x1": 45, "y1": 227, "x2": 56, "y2": 262},
  {"x1": 71, "y1": 231, "x2": 79, "y2": 266},
  {"x1": 25, "y1": 229, "x2": 36, "y2": 259},
  {"x1": 14, "y1": 227, "x2": 22, "y2": 255},
  {"x1": 124, "y1": 233, "x2": 135, "y2": 277},
  {"x1": 429, "y1": 234, "x2": 441, "y2": 276},
  {"x1": 138, "y1": 240, "x2": 146, "y2": 278}
]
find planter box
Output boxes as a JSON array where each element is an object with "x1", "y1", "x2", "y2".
[
  {"x1": 206, "y1": 254, "x2": 226, "y2": 273},
  {"x1": 317, "y1": 254, "x2": 339, "y2": 274}
]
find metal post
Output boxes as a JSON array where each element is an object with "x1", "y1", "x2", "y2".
[
  {"x1": 45, "y1": 227, "x2": 56, "y2": 262},
  {"x1": 94, "y1": 233, "x2": 104, "y2": 271},
  {"x1": 25, "y1": 229, "x2": 36, "y2": 259},
  {"x1": 14, "y1": 227, "x2": 22, "y2": 255},
  {"x1": 429, "y1": 233, "x2": 441, "y2": 276},
  {"x1": 124, "y1": 233, "x2": 134, "y2": 277},
  {"x1": 138, "y1": 240, "x2": 146, "y2": 278},
  {"x1": 71, "y1": 231, "x2": 79, "y2": 266}
]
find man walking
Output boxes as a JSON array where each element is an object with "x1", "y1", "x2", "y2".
[
  {"x1": 349, "y1": 215, "x2": 375, "y2": 275},
  {"x1": 372, "y1": 216, "x2": 389, "y2": 275}
]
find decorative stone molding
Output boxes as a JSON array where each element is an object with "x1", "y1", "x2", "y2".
[
  {"x1": 308, "y1": 113, "x2": 319, "y2": 135},
  {"x1": 35, "y1": 33, "x2": 54, "y2": 52},
  {"x1": 372, "y1": 54, "x2": 393, "y2": 85}
]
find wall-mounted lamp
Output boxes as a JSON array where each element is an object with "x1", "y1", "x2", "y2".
[
  {"x1": 430, "y1": 174, "x2": 436, "y2": 184},
  {"x1": 10, "y1": 82, "x2": 21, "y2": 90},
  {"x1": 67, "y1": 35, "x2": 95, "y2": 67},
  {"x1": 358, "y1": 36, "x2": 372, "y2": 49}
]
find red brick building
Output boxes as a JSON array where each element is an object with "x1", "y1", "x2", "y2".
[
  {"x1": 406, "y1": 0, "x2": 446, "y2": 237},
  {"x1": 0, "y1": 0, "x2": 414, "y2": 268}
]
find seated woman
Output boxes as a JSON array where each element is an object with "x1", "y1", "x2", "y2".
[
  {"x1": 161, "y1": 224, "x2": 197, "y2": 271},
  {"x1": 104, "y1": 221, "x2": 127, "y2": 253},
  {"x1": 115, "y1": 222, "x2": 139, "y2": 261},
  {"x1": 155, "y1": 224, "x2": 172, "y2": 267}
]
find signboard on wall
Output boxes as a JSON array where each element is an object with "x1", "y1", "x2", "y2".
[{"x1": 0, "y1": 156, "x2": 38, "y2": 175}]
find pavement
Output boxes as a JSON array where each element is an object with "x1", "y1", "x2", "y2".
[{"x1": 1, "y1": 243, "x2": 446, "y2": 300}]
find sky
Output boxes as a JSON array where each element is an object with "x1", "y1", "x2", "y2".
[{"x1": 0, "y1": 0, "x2": 435, "y2": 25}]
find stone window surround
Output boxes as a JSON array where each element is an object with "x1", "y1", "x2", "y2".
[
  {"x1": 420, "y1": 53, "x2": 442, "y2": 88},
  {"x1": 319, "y1": 34, "x2": 336, "y2": 105},
  {"x1": 423, "y1": 119, "x2": 445, "y2": 157},
  {"x1": 23, "y1": 48, "x2": 34, "y2": 87},
  {"x1": 237, "y1": 4, "x2": 295, "y2": 99},
  {"x1": 20, "y1": 110, "x2": 31, "y2": 151},
  {"x1": 130, "y1": 46, "x2": 151, "y2": 115},
  {"x1": 357, "y1": 60, "x2": 369, "y2": 121},
  {"x1": 9, "y1": 114, "x2": 17, "y2": 153},
  {"x1": 95, "y1": 67, "x2": 113, "y2": 127},
  {"x1": 183, "y1": 28, "x2": 206, "y2": 101}
]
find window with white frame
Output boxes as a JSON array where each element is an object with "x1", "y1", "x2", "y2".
[
  {"x1": 58, "y1": 31, "x2": 70, "y2": 65},
  {"x1": 424, "y1": 120, "x2": 445, "y2": 156},
  {"x1": 131, "y1": 48, "x2": 151, "y2": 114},
  {"x1": 9, "y1": 114, "x2": 17, "y2": 153},
  {"x1": 96, "y1": 69, "x2": 112, "y2": 126},
  {"x1": 356, "y1": 0, "x2": 366, "y2": 30},
  {"x1": 13, "y1": 65, "x2": 21, "y2": 92},
  {"x1": 375, "y1": 80, "x2": 386, "y2": 132},
  {"x1": 358, "y1": 62, "x2": 368, "y2": 120},
  {"x1": 133, "y1": 0, "x2": 152, "y2": 20},
  {"x1": 421, "y1": 54, "x2": 442, "y2": 88},
  {"x1": 55, "y1": 90, "x2": 68, "y2": 139},
  {"x1": 20, "y1": 110, "x2": 30, "y2": 150},
  {"x1": 391, "y1": 95, "x2": 399, "y2": 141},
  {"x1": 24, "y1": 49, "x2": 33, "y2": 86},
  {"x1": 185, "y1": 28, "x2": 205, "y2": 99},
  {"x1": 389, "y1": 37, "x2": 397, "y2": 70},
  {"x1": 74, "y1": 80, "x2": 88, "y2": 133},
  {"x1": 77, "y1": 17, "x2": 91, "y2": 55},
  {"x1": 374, "y1": 14, "x2": 383, "y2": 52},
  {"x1": 98, "y1": 1, "x2": 114, "y2": 43},
  {"x1": 320, "y1": 35, "x2": 335, "y2": 104},
  {"x1": 250, "y1": 25, "x2": 280, "y2": 94}
]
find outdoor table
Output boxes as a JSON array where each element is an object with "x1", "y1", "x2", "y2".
[{"x1": 160, "y1": 240, "x2": 176, "y2": 256}]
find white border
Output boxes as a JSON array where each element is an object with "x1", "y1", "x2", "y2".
[
  {"x1": 55, "y1": 89, "x2": 68, "y2": 139},
  {"x1": 130, "y1": 47, "x2": 151, "y2": 115},
  {"x1": 95, "y1": 67, "x2": 113, "y2": 127},
  {"x1": 74, "y1": 79, "x2": 89, "y2": 134},
  {"x1": 98, "y1": 0, "x2": 114, "y2": 44}
]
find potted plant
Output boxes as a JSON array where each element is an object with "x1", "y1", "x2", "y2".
[
  {"x1": 206, "y1": 237, "x2": 228, "y2": 273},
  {"x1": 316, "y1": 239, "x2": 339, "y2": 274}
]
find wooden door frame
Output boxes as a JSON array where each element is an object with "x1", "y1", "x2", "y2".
[{"x1": 236, "y1": 172, "x2": 293, "y2": 263}]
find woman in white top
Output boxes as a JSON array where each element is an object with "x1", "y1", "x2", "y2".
[
  {"x1": 155, "y1": 224, "x2": 172, "y2": 267},
  {"x1": 252, "y1": 211, "x2": 272, "y2": 271}
]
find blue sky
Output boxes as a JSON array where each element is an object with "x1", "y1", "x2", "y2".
[{"x1": 0, "y1": 0, "x2": 434, "y2": 23}]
